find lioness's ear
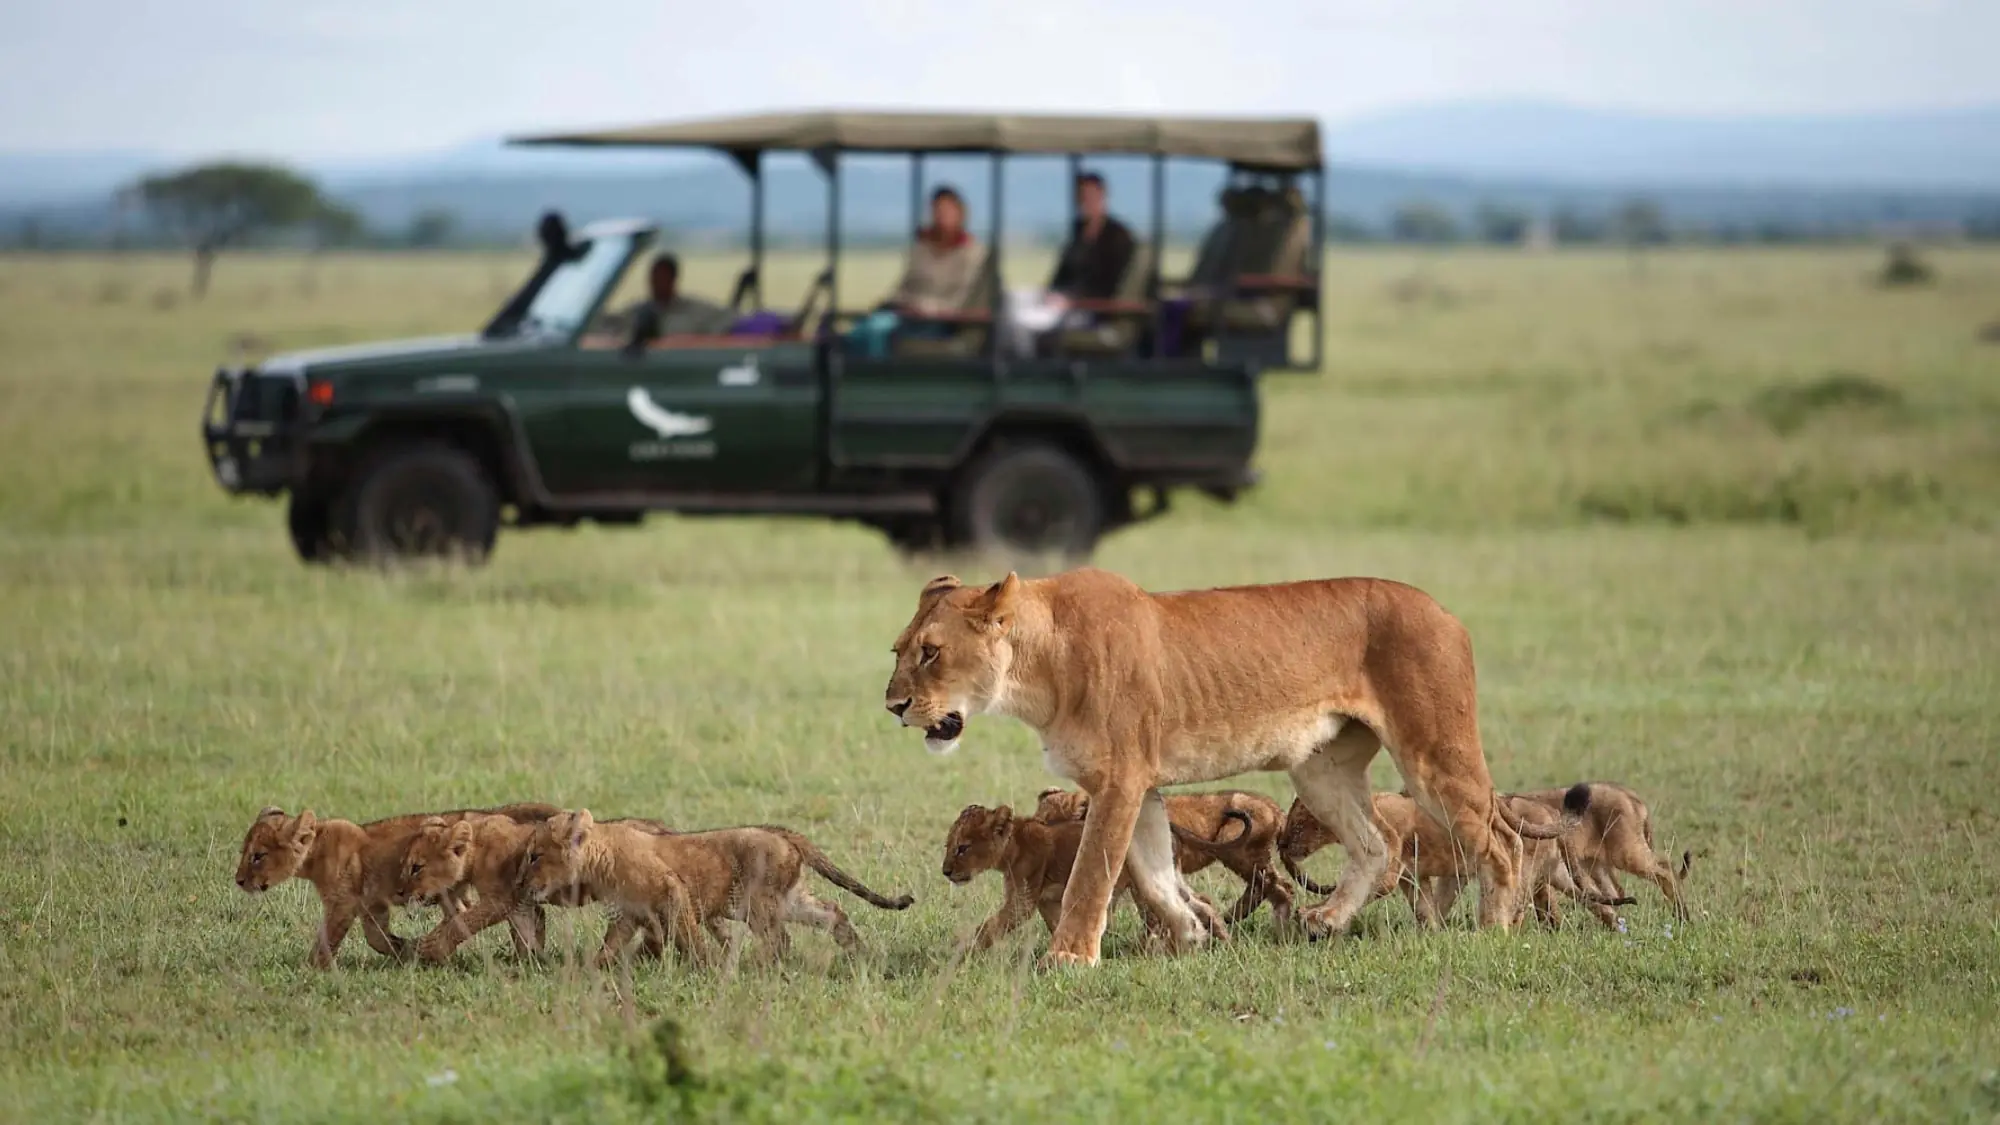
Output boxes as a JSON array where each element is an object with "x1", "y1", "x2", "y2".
[
  {"x1": 923, "y1": 574, "x2": 961, "y2": 597},
  {"x1": 974, "y1": 572, "x2": 1022, "y2": 633}
]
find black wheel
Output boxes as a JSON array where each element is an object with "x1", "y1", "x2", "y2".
[
  {"x1": 334, "y1": 444, "x2": 499, "y2": 566},
  {"x1": 948, "y1": 441, "x2": 1105, "y2": 561},
  {"x1": 285, "y1": 492, "x2": 336, "y2": 564}
]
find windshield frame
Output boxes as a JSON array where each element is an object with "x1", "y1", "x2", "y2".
[{"x1": 483, "y1": 223, "x2": 653, "y2": 344}]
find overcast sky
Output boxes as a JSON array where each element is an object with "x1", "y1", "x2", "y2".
[{"x1": 5, "y1": 0, "x2": 1997, "y2": 157}]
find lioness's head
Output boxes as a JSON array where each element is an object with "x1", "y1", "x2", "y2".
[
  {"x1": 402, "y1": 816, "x2": 473, "y2": 906},
  {"x1": 885, "y1": 573, "x2": 1023, "y2": 755},
  {"x1": 1033, "y1": 787, "x2": 1088, "y2": 824},
  {"x1": 941, "y1": 804, "x2": 1016, "y2": 884},
  {"x1": 520, "y1": 809, "x2": 594, "y2": 903},
  {"x1": 235, "y1": 806, "x2": 316, "y2": 893}
]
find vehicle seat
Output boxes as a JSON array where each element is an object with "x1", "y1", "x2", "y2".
[{"x1": 1051, "y1": 241, "x2": 1155, "y2": 358}]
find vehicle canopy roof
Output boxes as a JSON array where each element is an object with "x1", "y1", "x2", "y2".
[{"x1": 510, "y1": 109, "x2": 1322, "y2": 171}]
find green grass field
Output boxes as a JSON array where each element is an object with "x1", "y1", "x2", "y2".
[{"x1": 2, "y1": 245, "x2": 1998, "y2": 1123}]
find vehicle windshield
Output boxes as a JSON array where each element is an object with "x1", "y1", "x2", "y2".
[{"x1": 515, "y1": 234, "x2": 634, "y2": 338}]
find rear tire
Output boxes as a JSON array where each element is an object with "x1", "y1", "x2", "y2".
[
  {"x1": 948, "y1": 441, "x2": 1105, "y2": 562},
  {"x1": 334, "y1": 443, "x2": 499, "y2": 566}
]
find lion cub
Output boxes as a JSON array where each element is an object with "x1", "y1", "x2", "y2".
[
  {"x1": 1035, "y1": 787, "x2": 1295, "y2": 928},
  {"x1": 398, "y1": 811, "x2": 676, "y2": 963},
  {"x1": 518, "y1": 810, "x2": 915, "y2": 968},
  {"x1": 1514, "y1": 782, "x2": 1692, "y2": 924},
  {"x1": 941, "y1": 803, "x2": 1232, "y2": 953},
  {"x1": 234, "y1": 801, "x2": 558, "y2": 968},
  {"x1": 1278, "y1": 786, "x2": 1609, "y2": 929}
]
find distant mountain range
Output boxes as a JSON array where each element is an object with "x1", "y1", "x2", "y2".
[{"x1": 4, "y1": 100, "x2": 1997, "y2": 245}]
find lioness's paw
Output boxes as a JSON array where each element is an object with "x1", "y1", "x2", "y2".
[{"x1": 1039, "y1": 948, "x2": 1098, "y2": 970}]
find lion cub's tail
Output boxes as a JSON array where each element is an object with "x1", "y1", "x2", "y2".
[
  {"x1": 1280, "y1": 849, "x2": 1339, "y2": 897},
  {"x1": 1499, "y1": 783, "x2": 1591, "y2": 840},
  {"x1": 763, "y1": 828, "x2": 916, "y2": 911}
]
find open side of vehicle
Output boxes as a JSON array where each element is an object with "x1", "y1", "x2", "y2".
[{"x1": 201, "y1": 110, "x2": 1327, "y2": 566}]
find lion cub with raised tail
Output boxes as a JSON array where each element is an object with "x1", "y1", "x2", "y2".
[
  {"x1": 518, "y1": 810, "x2": 915, "y2": 969},
  {"x1": 399, "y1": 811, "x2": 677, "y2": 963},
  {"x1": 942, "y1": 803, "x2": 1233, "y2": 954},
  {"x1": 233, "y1": 802, "x2": 558, "y2": 968},
  {"x1": 1278, "y1": 785, "x2": 1612, "y2": 929}
]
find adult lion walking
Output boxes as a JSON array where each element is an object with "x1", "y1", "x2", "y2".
[{"x1": 884, "y1": 567, "x2": 1533, "y2": 968}]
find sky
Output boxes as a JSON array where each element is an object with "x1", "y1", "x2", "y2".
[{"x1": 4, "y1": 0, "x2": 1998, "y2": 158}]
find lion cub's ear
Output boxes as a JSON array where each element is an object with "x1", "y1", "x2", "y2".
[
  {"x1": 1036, "y1": 787, "x2": 1063, "y2": 802},
  {"x1": 289, "y1": 810, "x2": 318, "y2": 847},
  {"x1": 568, "y1": 809, "x2": 595, "y2": 848},
  {"x1": 991, "y1": 805, "x2": 1014, "y2": 834},
  {"x1": 448, "y1": 819, "x2": 475, "y2": 855},
  {"x1": 256, "y1": 806, "x2": 286, "y2": 824},
  {"x1": 973, "y1": 572, "x2": 1022, "y2": 633},
  {"x1": 419, "y1": 815, "x2": 449, "y2": 830}
]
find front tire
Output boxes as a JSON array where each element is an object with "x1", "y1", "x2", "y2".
[
  {"x1": 286, "y1": 492, "x2": 336, "y2": 564},
  {"x1": 335, "y1": 444, "x2": 499, "y2": 566},
  {"x1": 948, "y1": 441, "x2": 1106, "y2": 562}
]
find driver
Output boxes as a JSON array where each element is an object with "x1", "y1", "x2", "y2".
[{"x1": 606, "y1": 252, "x2": 735, "y2": 341}]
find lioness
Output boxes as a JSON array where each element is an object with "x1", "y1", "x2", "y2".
[
  {"x1": 885, "y1": 569, "x2": 1563, "y2": 967},
  {"x1": 234, "y1": 802, "x2": 559, "y2": 968},
  {"x1": 398, "y1": 812, "x2": 677, "y2": 963},
  {"x1": 941, "y1": 804, "x2": 1230, "y2": 952},
  {"x1": 1277, "y1": 786, "x2": 1621, "y2": 929},
  {"x1": 1514, "y1": 782, "x2": 1692, "y2": 924},
  {"x1": 1035, "y1": 786, "x2": 1295, "y2": 928},
  {"x1": 518, "y1": 810, "x2": 915, "y2": 968}
]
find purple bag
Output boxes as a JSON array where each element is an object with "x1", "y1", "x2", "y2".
[
  {"x1": 728, "y1": 310, "x2": 789, "y2": 336},
  {"x1": 1159, "y1": 298, "x2": 1191, "y2": 358}
]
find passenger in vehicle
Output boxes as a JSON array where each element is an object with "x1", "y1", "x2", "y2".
[
  {"x1": 889, "y1": 185, "x2": 985, "y2": 315},
  {"x1": 605, "y1": 252, "x2": 735, "y2": 345},
  {"x1": 848, "y1": 185, "x2": 986, "y2": 357},
  {"x1": 1002, "y1": 171, "x2": 1136, "y2": 357}
]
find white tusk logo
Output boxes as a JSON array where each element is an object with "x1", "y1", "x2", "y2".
[{"x1": 626, "y1": 388, "x2": 712, "y2": 438}]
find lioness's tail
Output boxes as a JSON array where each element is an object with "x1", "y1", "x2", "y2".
[
  {"x1": 1498, "y1": 783, "x2": 1591, "y2": 840},
  {"x1": 1169, "y1": 809, "x2": 1254, "y2": 858},
  {"x1": 765, "y1": 828, "x2": 915, "y2": 910}
]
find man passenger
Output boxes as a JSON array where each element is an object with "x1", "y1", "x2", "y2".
[
  {"x1": 608, "y1": 252, "x2": 735, "y2": 346},
  {"x1": 1002, "y1": 171, "x2": 1137, "y2": 357}
]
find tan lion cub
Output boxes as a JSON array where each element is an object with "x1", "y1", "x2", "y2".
[
  {"x1": 1035, "y1": 787, "x2": 1295, "y2": 928},
  {"x1": 518, "y1": 810, "x2": 915, "y2": 968},
  {"x1": 234, "y1": 802, "x2": 559, "y2": 968},
  {"x1": 1514, "y1": 782, "x2": 1692, "y2": 924},
  {"x1": 398, "y1": 811, "x2": 677, "y2": 963},
  {"x1": 1278, "y1": 786, "x2": 1611, "y2": 929},
  {"x1": 941, "y1": 804, "x2": 1232, "y2": 953}
]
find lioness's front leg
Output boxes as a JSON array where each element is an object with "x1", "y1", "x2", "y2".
[{"x1": 1047, "y1": 782, "x2": 1148, "y2": 967}]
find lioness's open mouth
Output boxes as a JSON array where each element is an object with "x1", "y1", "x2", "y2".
[{"x1": 926, "y1": 713, "x2": 965, "y2": 743}]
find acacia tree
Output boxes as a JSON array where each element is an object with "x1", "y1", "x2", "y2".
[{"x1": 126, "y1": 162, "x2": 331, "y2": 296}]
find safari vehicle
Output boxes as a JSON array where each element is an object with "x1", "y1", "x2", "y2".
[{"x1": 200, "y1": 110, "x2": 1326, "y2": 565}]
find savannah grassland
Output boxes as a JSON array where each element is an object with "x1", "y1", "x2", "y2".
[{"x1": 1, "y1": 243, "x2": 1998, "y2": 1123}]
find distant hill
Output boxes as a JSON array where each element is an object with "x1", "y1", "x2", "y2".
[
  {"x1": 4, "y1": 101, "x2": 1998, "y2": 246},
  {"x1": 1323, "y1": 100, "x2": 2000, "y2": 190}
]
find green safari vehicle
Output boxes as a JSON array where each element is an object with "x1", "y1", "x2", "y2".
[{"x1": 200, "y1": 110, "x2": 1326, "y2": 565}]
